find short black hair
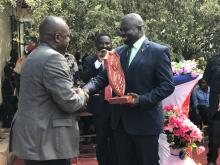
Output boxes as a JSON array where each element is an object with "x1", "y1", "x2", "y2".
[
  {"x1": 198, "y1": 78, "x2": 206, "y2": 84},
  {"x1": 95, "y1": 33, "x2": 111, "y2": 43}
]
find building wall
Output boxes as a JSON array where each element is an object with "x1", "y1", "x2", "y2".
[{"x1": 0, "y1": 12, "x2": 11, "y2": 104}]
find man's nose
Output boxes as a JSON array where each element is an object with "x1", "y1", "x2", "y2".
[{"x1": 103, "y1": 43, "x2": 108, "y2": 48}]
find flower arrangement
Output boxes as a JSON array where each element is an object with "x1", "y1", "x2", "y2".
[
  {"x1": 163, "y1": 105, "x2": 204, "y2": 159},
  {"x1": 172, "y1": 60, "x2": 202, "y2": 78}
]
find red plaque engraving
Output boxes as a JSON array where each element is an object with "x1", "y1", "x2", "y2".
[{"x1": 103, "y1": 50, "x2": 133, "y2": 104}]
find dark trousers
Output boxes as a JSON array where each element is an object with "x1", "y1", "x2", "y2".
[
  {"x1": 189, "y1": 107, "x2": 202, "y2": 128},
  {"x1": 197, "y1": 105, "x2": 209, "y2": 125},
  {"x1": 2, "y1": 96, "x2": 17, "y2": 127},
  {"x1": 207, "y1": 118, "x2": 220, "y2": 163},
  {"x1": 113, "y1": 121, "x2": 159, "y2": 165},
  {"x1": 209, "y1": 90, "x2": 220, "y2": 119},
  {"x1": 24, "y1": 159, "x2": 70, "y2": 165},
  {"x1": 207, "y1": 90, "x2": 220, "y2": 163},
  {"x1": 93, "y1": 105, "x2": 118, "y2": 165}
]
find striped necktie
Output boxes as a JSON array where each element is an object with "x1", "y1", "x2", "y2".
[{"x1": 126, "y1": 46, "x2": 132, "y2": 70}]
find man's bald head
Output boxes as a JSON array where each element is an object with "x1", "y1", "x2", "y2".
[
  {"x1": 39, "y1": 16, "x2": 68, "y2": 36},
  {"x1": 39, "y1": 16, "x2": 70, "y2": 54},
  {"x1": 121, "y1": 13, "x2": 144, "y2": 28},
  {"x1": 119, "y1": 13, "x2": 144, "y2": 46}
]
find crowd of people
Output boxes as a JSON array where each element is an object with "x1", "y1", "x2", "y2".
[{"x1": 0, "y1": 13, "x2": 219, "y2": 165}]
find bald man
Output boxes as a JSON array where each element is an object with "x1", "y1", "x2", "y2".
[
  {"x1": 84, "y1": 13, "x2": 174, "y2": 165},
  {"x1": 10, "y1": 16, "x2": 88, "y2": 165}
]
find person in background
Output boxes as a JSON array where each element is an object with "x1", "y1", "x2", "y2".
[
  {"x1": 203, "y1": 53, "x2": 220, "y2": 165},
  {"x1": 10, "y1": 16, "x2": 88, "y2": 165},
  {"x1": 81, "y1": 33, "x2": 118, "y2": 165},
  {"x1": 13, "y1": 42, "x2": 38, "y2": 95},
  {"x1": 191, "y1": 78, "x2": 210, "y2": 126},
  {"x1": 1, "y1": 49, "x2": 18, "y2": 127},
  {"x1": 65, "y1": 52, "x2": 81, "y2": 86},
  {"x1": 75, "y1": 50, "x2": 83, "y2": 77},
  {"x1": 14, "y1": 43, "x2": 37, "y2": 75},
  {"x1": 83, "y1": 13, "x2": 174, "y2": 165}
]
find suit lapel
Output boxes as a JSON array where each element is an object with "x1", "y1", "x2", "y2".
[
  {"x1": 120, "y1": 46, "x2": 131, "y2": 73},
  {"x1": 127, "y1": 39, "x2": 150, "y2": 72}
]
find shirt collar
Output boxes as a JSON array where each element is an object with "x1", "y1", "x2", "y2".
[{"x1": 132, "y1": 35, "x2": 146, "y2": 50}]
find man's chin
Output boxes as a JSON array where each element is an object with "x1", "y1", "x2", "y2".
[
  {"x1": 124, "y1": 42, "x2": 133, "y2": 47},
  {"x1": 59, "y1": 50, "x2": 65, "y2": 54},
  {"x1": 57, "y1": 47, "x2": 68, "y2": 54}
]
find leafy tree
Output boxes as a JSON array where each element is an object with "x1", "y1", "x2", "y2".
[
  {"x1": 21, "y1": 0, "x2": 123, "y2": 55},
  {"x1": 1, "y1": 0, "x2": 219, "y2": 60}
]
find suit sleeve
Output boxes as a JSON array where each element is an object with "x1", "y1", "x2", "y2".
[
  {"x1": 83, "y1": 69, "x2": 109, "y2": 94},
  {"x1": 139, "y1": 48, "x2": 175, "y2": 108},
  {"x1": 81, "y1": 55, "x2": 102, "y2": 83},
  {"x1": 42, "y1": 54, "x2": 87, "y2": 113}
]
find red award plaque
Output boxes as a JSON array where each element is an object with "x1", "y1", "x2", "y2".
[{"x1": 103, "y1": 50, "x2": 133, "y2": 104}]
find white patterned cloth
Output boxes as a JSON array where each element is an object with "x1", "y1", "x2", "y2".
[{"x1": 158, "y1": 134, "x2": 196, "y2": 165}]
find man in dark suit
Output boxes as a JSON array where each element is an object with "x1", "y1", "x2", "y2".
[
  {"x1": 10, "y1": 16, "x2": 89, "y2": 165},
  {"x1": 81, "y1": 33, "x2": 118, "y2": 165},
  {"x1": 203, "y1": 53, "x2": 220, "y2": 165},
  {"x1": 84, "y1": 13, "x2": 174, "y2": 165}
]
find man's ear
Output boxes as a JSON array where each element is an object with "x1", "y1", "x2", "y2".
[
  {"x1": 137, "y1": 26, "x2": 142, "y2": 32},
  {"x1": 54, "y1": 33, "x2": 60, "y2": 43}
]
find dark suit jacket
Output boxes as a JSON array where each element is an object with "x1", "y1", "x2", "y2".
[
  {"x1": 84, "y1": 39, "x2": 174, "y2": 135},
  {"x1": 81, "y1": 54, "x2": 103, "y2": 83},
  {"x1": 81, "y1": 54, "x2": 106, "y2": 115}
]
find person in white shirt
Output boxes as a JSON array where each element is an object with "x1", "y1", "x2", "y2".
[{"x1": 81, "y1": 33, "x2": 118, "y2": 165}]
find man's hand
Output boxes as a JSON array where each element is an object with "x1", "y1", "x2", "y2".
[
  {"x1": 74, "y1": 88, "x2": 89, "y2": 102},
  {"x1": 82, "y1": 88, "x2": 90, "y2": 101},
  {"x1": 127, "y1": 92, "x2": 140, "y2": 107}
]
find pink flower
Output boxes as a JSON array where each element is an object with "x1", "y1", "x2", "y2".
[
  {"x1": 173, "y1": 129, "x2": 184, "y2": 137},
  {"x1": 163, "y1": 104, "x2": 203, "y2": 149},
  {"x1": 171, "y1": 60, "x2": 201, "y2": 77},
  {"x1": 179, "y1": 123, "x2": 190, "y2": 133},
  {"x1": 183, "y1": 134, "x2": 191, "y2": 141},
  {"x1": 169, "y1": 116, "x2": 176, "y2": 125},
  {"x1": 190, "y1": 128, "x2": 202, "y2": 142},
  {"x1": 196, "y1": 146, "x2": 205, "y2": 155},
  {"x1": 164, "y1": 105, "x2": 174, "y2": 111},
  {"x1": 164, "y1": 126, "x2": 169, "y2": 131},
  {"x1": 197, "y1": 134, "x2": 203, "y2": 142}
]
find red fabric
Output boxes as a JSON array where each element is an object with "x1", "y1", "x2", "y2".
[
  {"x1": 104, "y1": 85, "x2": 112, "y2": 101},
  {"x1": 162, "y1": 75, "x2": 201, "y2": 116},
  {"x1": 71, "y1": 157, "x2": 79, "y2": 165},
  {"x1": 181, "y1": 89, "x2": 194, "y2": 117},
  {"x1": 104, "y1": 50, "x2": 125, "y2": 96},
  {"x1": 187, "y1": 146, "x2": 193, "y2": 159},
  {"x1": 25, "y1": 43, "x2": 37, "y2": 54}
]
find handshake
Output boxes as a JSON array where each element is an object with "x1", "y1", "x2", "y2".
[
  {"x1": 73, "y1": 87, "x2": 90, "y2": 102},
  {"x1": 73, "y1": 87, "x2": 91, "y2": 112}
]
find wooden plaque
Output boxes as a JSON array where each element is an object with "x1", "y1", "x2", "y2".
[{"x1": 104, "y1": 50, "x2": 132, "y2": 104}]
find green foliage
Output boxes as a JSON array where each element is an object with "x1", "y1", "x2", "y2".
[
  {"x1": 1, "y1": 0, "x2": 220, "y2": 59},
  {"x1": 0, "y1": 0, "x2": 15, "y2": 12},
  {"x1": 23, "y1": 0, "x2": 123, "y2": 55}
]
